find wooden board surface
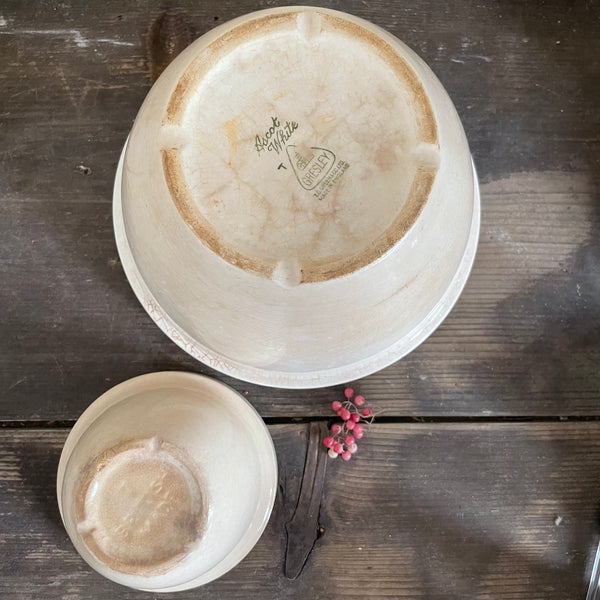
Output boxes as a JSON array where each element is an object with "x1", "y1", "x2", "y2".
[
  {"x1": 2, "y1": 423, "x2": 600, "y2": 599},
  {"x1": 1, "y1": 0, "x2": 600, "y2": 418},
  {"x1": 3, "y1": 4, "x2": 600, "y2": 596}
]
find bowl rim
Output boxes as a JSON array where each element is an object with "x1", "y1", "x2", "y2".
[
  {"x1": 56, "y1": 370, "x2": 278, "y2": 591},
  {"x1": 113, "y1": 139, "x2": 481, "y2": 389}
]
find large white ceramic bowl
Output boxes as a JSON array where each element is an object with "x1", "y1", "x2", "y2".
[
  {"x1": 115, "y1": 6, "x2": 480, "y2": 388},
  {"x1": 56, "y1": 372, "x2": 277, "y2": 591}
]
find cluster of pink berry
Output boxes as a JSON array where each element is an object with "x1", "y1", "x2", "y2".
[{"x1": 323, "y1": 388, "x2": 374, "y2": 461}]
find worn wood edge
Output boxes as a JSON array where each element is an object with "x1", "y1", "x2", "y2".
[
  {"x1": 2, "y1": 422, "x2": 600, "y2": 599},
  {"x1": 284, "y1": 421, "x2": 328, "y2": 579}
]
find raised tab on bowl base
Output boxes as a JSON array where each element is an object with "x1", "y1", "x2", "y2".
[{"x1": 160, "y1": 8, "x2": 439, "y2": 284}]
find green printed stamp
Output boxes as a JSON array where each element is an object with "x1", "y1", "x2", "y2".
[{"x1": 286, "y1": 146, "x2": 336, "y2": 190}]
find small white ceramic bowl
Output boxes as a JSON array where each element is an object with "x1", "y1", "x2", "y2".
[
  {"x1": 115, "y1": 6, "x2": 480, "y2": 388},
  {"x1": 56, "y1": 372, "x2": 277, "y2": 591}
]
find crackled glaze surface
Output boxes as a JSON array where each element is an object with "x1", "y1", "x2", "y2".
[
  {"x1": 159, "y1": 11, "x2": 438, "y2": 284},
  {"x1": 75, "y1": 437, "x2": 207, "y2": 576},
  {"x1": 57, "y1": 373, "x2": 278, "y2": 591},
  {"x1": 121, "y1": 6, "x2": 475, "y2": 383}
]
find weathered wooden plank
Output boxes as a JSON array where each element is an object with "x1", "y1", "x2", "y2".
[
  {"x1": 1, "y1": 0, "x2": 597, "y2": 187},
  {"x1": 1, "y1": 423, "x2": 600, "y2": 599},
  {"x1": 1, "y1": 172, "x2": 598, "y2": 419},
  {"x1": 1, "y1": 0, "x2": 599, "y2": 418}
]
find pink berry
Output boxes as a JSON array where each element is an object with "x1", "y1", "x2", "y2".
[
  {"x1": 323, "y1": 436, "x2": 334, "y2": 448},
  {"x1": 354, "y1": 395, "x2": 365, "y2": 406},
  {"x1": 353, "y1": 424, "x2": 364, "y2": 435},
  {"x1": 346, "y1": 420, "x2": 355, "y2": 431},
  {"x1": 362, "y1": 408, "x2": 372, "y2": 417},
  {"x1": 344, "y1": 435, "x2": 355, "y2": 445},
  {"x1": 331, "y1": 400, "x2": 342, "y2": 411},
  {"x1": 354, "y1": 429, "x2": 364, "y2": 440},
  {"x1": 341, "y1": 451, "x2": 352, "y2": 461},
  {"x1": 350, "y1": 413, "x2": 360, "y2": 423},
  {"x1": 333, "y1": 442, "x2": 344, "y2": 454},
  {"x1": 348, "y1": 443, "x2": 358, "y2": 454},
  {"x1": 331, "y1": 423, "x2": 342, "y2": 435},
  {"x1": 344, "y1": 387, "x2": 354, "y2": 399},
  {"x1": 340, "y1": 408, "x2": 351, "y2": 421}
]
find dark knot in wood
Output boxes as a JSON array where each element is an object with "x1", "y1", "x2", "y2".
[{"x1": 147, "y1": 10, "x2": 194, "y2": 84}]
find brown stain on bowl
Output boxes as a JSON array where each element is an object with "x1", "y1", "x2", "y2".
[
  {"x1": 75, "y1": 437, "x2": 208, "y2": 577},
  {"x1": 162, "y1": 149, "x2": 274, "y2": 278},
  {"x1": 323, "y1": 14, "x2": 438, "y2": 146},
  {"x1": 223, "y1": 115, "x2": 242, "y2": 156},
  {"x1": 301, "y1": 167, "x2": 436, "y2": 283},
  {"x1": 160, "y1": 9, "x2": 439, "y2": 284},
  {"x1": 165, "y1": 13, "x2": 296, "y2": 126}
]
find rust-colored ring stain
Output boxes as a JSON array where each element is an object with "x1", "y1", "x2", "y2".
[
  {"x1": 323, "y1": 15, "x2": 438, "y2": 146},
  {"x1": 165, "y1": 13, "x2": 296, "y2": 126},
  {"x1": 75, "y1": 438, "x2": 208, "y2": 576},
  {"x1": 162, "y1": 10, "x2": 439, "y2": 283},
  {"x1": 162, "y1": 149, "x2": 273, "y2": 277},
  {"x1": 300, "y1": 167, "x2": 436, "y2": 283}
]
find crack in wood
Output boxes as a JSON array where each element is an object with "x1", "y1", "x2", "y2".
[{"x1": 284, "y1": 421, "x2": 328, "y2": 579}]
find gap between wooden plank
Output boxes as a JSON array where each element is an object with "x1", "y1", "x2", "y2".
[{"x1": 4, "y1": 415, "x2": 600, "y2": 428}]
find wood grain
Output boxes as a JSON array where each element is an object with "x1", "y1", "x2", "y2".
[
  {"x1": 1, "y1": 0, "x2": 599, "y2": 418},
  {"x1": 2, "y1": 423, "x2": 600, "y2": 599}
]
